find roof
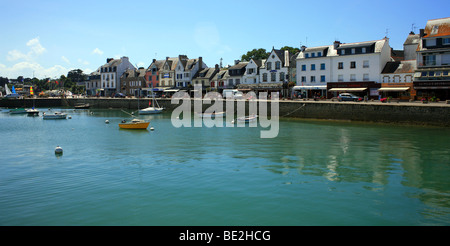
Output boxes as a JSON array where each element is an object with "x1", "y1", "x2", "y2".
[
  {"x1": 404, "y1": 33, "x2": 420, "y2": 45},
  {"x1": 195, "y1": 67, "x2": 218, "y2": 79},
  {"x1": 228, "y1": 62, "x2": 248, "y2": 70},
  {"x1": 381, "y1": 60, "x2": 416, "y2": 74},
  {"x1": 423, "y1": 17, "x2": 450, "y2": 38}
]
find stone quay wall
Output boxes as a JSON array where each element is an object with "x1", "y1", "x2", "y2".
[{"x1": 1, "y1": 97, "x2": 449, "y2": 127}]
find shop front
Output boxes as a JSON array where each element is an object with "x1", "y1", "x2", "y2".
[
  {"x1": 378, "y1": 83, "x2": 415, "y2": 101},
  {"x1": 292, "y1": 85, "x2": 327, "y2": 99},
  {"x1": 414, "y1": 81, "x2": 450, "y2": 101},
  {"x1": 327, "y1": 82, "x2": 381, "y2": 100}
]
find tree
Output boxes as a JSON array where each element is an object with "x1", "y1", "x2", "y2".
[
  {"x1": 280, "y1": 46, "x2": 300, "y2": 55},
  {"x1": 241, "y1": 48, "x2": 270, "y2": 61}
]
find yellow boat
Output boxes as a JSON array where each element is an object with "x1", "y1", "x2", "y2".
[{"x1": 118, "y1": 119, "x2": 150, "y2": 129}]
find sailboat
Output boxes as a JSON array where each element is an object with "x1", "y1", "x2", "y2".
[
  {"x1": 139, "y1": 83, "x2": 163, "y2": 114},
  {"x1": 4, "y1": 83, "x2": 20, "y2": 99},
  {"x1": 27, "y1": 86, "x2": 39, "y2": 116}
]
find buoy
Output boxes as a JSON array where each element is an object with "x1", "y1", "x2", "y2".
[
  {"x1": 55, "y1": 146, "x2": 63, "y2": 155},
  {"x1": 68, "y1": 116, "x2": 72, "y2": 119},
  {"x1": 150, "y1": 127, "x2": 154, "y2": 131},
  {"x1": 105, "y1": 120, "x2": 109, "y2": 124}
]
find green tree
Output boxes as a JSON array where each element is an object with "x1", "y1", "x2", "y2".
[
  {"x1": 280, "y1": 46, "x2": 300, "y2": 55},
  {"x1": 241, "y1": 48, "x2": 270, "y2": 61}
]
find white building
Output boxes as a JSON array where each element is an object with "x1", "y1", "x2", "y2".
[
  {"x1": 260, "y1": 48, "x2": 290, "y2": 84},
  {"x1": 242, "y1": 59, "x2": 265, "y2": 84},
  {"x1": 100, "y1": 56, "x2": 135, "y2": 96},
  {"x1": 296, "y1": 38, "x2": 392, "y2": 98}
]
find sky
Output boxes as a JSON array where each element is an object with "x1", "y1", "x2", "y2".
[{"x1": 1, "y1": 0, "x2": 449, "y2": 80}]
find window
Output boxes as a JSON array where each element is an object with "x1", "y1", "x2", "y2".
[
  {"x1": 320, "y1": 63, "x2": 325, "y2": 70},
  {"x1": 310, "y1": 76, "x2": 316, "y2": 82},
  {"x1": 341, "y1": 49, "x2": 345, "y2": 55},
  {"x1": 301, "y1": 65, "x2": 306, "y2": 71},
  {"x1": 320, "y1": 75, "x2": 325, "y2": 82},
  {"x1": 444, "y1": 38, "x2": 450, "y2": 45},
  {"x1": 280, "y1": 72, "x2": 285, "y2": 81},
  {"x1": 351, "y1": 48, "x2": 355, "y2": 54},
  {"x1": 275, "y1": 61, "x2": 281, "y2": 69},
  {"x1": 305, "y1": 53, "x2": 309, "y2": 58},
  {"x1": 311, "y1": 64, "x2": 316, "y2": 71},
  {"x1": 350, "y1": 61, "x2": 356, "y2": 69},
  {"x1": 263, "y1": 73, "x2": 268, "y2": 82},
  {"x1": 248, "y1": 68, "x2": 254, "y2": 74},
  {"x1": 271, "y1": 73, "x2": 276, "y2": 82},
  {"x1": 423, "y1": 55, "x2": 436, "y2": 66},
  {"x1": 301, "y1": 76, "x2": 306, "y2": 82},
  {"x1": 394, "y1": 76, "x2": 400, "y2": 82},
  {"x1": 405, "y1": 75, "x2": 412, "y2": 82},
  {"x1": 350, "y1": 74, "x2": 356, "y2": 81},
  {"x1": 338, "y1": 62, "x2": 343, "y2": 69},
  {"x1": 362, "y1": 47, "x2": 366, "y2": 53},
  {"x1": 311, "y1": 53, "x2": 315, "y2": 58},
  {"x1": 426, "y1": 39, "x2": 436, "y2": 47},
  {"x1": 318, "y1": 52, "x2": 322, "y2": 57},
  {"x1": 363, "y1": 60, "x2": 369, "y2": 68},
  {"x1": 363, "y1": 74, "x2": 369, "y2": 81},
  {"x1": 338, "y1": 75, "x2": 343, "y2": 82},
  {"x1": 267, "y1": 62, "x2": 272, "y2": 70}
]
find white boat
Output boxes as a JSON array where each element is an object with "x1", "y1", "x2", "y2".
[
  {"x1": 139, "y1": 83, "x2": 163, "y2": 115},
  {"x1": 139, "y1": 106, "x2": 164, "y2": 114},
  {"x1": 3, "y1": 83, "x2": 20, "y2": 99},
  {"x1": 26, "y1": 108, "x2": 39, "y2": 116},
  {"x1": 236, "y1": 114, "x2": 258, "y2": 123},
  {"x1": 9, "y1": 108, "x2": 28, "y2": 114},
  {"x1": 43, "y1": 112, "x2": 67, "y2": 119},
  {"x1": 196, "y1": 111, "x2": 226, "y2": 118}
]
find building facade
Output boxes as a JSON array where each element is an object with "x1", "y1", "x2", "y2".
[
  {"x1": 414, "y1": 17, "x2": 450, "y2": 100},
  {"x1": 100, "y1": 57, "x2": 135, "y2": 96}
]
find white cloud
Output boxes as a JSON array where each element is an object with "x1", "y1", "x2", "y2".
[
  {"x1": 62, "y1": 56, "x2": 71, "y2": 64},
  {"x1": 26, "y1": 37, "x2": 46, "y2": 55},
  {"x1": 92, "y1": 48, "x2": 104, "y2": 55},
  {"x1": 0, "y1": 61, "x2": 69, "y2": 79},
  {"x1": 7, "y1": 50, "x2": 28, "y2": 61},
  {"x1": 77, "y1": 58, "x2": 90, "y2": 66}
]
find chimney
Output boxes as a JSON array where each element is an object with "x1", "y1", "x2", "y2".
[
  {"x1": 198, "y1": 57, "x2": 203, "y2": 70},
  {"x1": 333, "y1": 41, "x2": 341, "y2": 49},
  {"x1": 215, "y1": 64, "x2": 219, "y2": 71},
  {"x1": 420, "y1": 29, "x2": 425, "y2": 37},
  {"x1": 300, "y1": 45, "x2": 307, "y2": 52},
  {"x1": 107, "y1": 58, "x2": 114, "y2": 63},
  {"x1": 153, "y1": 59, "x2": 156, "y2": 63}
]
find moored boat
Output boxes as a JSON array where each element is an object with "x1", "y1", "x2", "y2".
[
  {"x1": 196, "y1": 111, "x2": 226, "y2": 118},
  {"x1": 236, "y1": 114, "x2": 258, "y2": 123},
  {"x1": 74, "y1": 103, "x2": 90, "y2": 109},
  {"x1": 9, "y1": 108, "x2": 28, "y2": 114},
  {"x1": 118, "y1": 118, "x2": 150, "y2": 129},
  {"x1": 43, "y1": 112, "x2": 67, "y2": 120},
  {"x1": 139, "y1": 106, "x2": 163, "y2": 114},
  {"x1": 26, "y1": 108, "x2": 40, "y2": 116}
]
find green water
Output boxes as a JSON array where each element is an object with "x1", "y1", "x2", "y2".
[{"x1": 0, "y1": 108, "x2": 449, "y2": 225}]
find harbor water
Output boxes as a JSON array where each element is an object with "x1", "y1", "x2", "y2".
[{"x1": 0, "y1": 108, "x2": 449, "y2": 226}]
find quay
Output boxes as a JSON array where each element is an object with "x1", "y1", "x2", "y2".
[{"x1": 1, "y1": 97, "x2": 450, "y2": 127}]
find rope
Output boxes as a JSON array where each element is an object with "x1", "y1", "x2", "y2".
[{"x1": 281, "y1": 103, "x2": 306, "y2": 117}]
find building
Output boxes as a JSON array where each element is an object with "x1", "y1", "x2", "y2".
[
  {"x1": 414, "y1": 17, "x2": 450, "y2": 101},
  {"x1": 85, "y1": 68, "x2": 101, "y2": 96},
  {"x1": 242, "y1": 59, "x2": 265, "y2": 84},
  {"x1": 146, "y1": 59, "x2": 165, "y2": 89},
  {"x1": 294, "y1": 44, "x2": 333, "y2": 98},
  {"x1": 225, "y1": 61, "x2": 248, "y2": 89},
  {"x1": 380, "y1": 60, "x2": 417, "y2": 100},
  {"x1": 210, "y1": 69, "x2": 228, "y2": 90},
  {"x1": 120, "y1": 67, "x2": 147, "y2": 97},
  {"x1": 192, "y1": 64, "x2": 220, "y2": 91},
  {"x1": 158, "y1": 57, "x2": 180, "y2": 88},
  {"x1": 175, "y1": 56, "x2": 207, "y2": 88},
  {"x1": 100, "y1": 57, "x2": 135, "y2": 96}
]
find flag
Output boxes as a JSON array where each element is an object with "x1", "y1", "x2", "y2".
[
  {"x1": 12, "y1": 86, "x2": 16, "y2": 94},
  {"x1": 149, "y1": 101, "x2": 151, "y2": 106},
  {"x1": 30, "y1": 86, "x2": 34, "y2": 95}
]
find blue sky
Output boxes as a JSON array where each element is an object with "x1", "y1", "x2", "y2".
[{"x1": 1, "y1": 0, "x2": 449, "y2": 79}]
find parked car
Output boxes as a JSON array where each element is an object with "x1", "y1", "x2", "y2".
[
  {"x1": 338, "y1": 93, "x2": 362, "y2": 101},
  {"x1": 114, "y1": 93, "x2": 126, "y2": 98}
]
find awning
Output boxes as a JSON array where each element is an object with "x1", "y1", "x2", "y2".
[
  {"x1": 164, "y1": 89, "x2": 180, "y2": 93},
  {"x1": 293, "y1": 85, "x2": 327, "y2": 90},
  {"x1": 378, "y1": 87, "x2": 410, "y2": 91},
  {"x1": 328, "y1": 88, "x2": 367, "y2": 92}
]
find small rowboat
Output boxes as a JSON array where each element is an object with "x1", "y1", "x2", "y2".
[{"x1": 118, "y1": 119, "x2": 150, "y2": 129}]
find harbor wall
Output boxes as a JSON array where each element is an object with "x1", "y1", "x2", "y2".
[{"x1": 1, "y1": 98, "x2": 449, "y2": 127}]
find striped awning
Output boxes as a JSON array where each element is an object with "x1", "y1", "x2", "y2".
[{"x1": 378, "y1": 87, "x2": 410, "y2": 91}]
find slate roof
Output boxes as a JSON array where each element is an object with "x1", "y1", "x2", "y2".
[
  {"x1": 381, "y1": 60, "x2": 416, "y2": 74},
  {"x1": 423, "y1": 17, "x2": 450, "y2": 38}
]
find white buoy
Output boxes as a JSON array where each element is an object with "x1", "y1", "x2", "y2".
[
  {"x1": 68, "y1": 116, "x2": 72, "y2": 119},
  {"x1": 105, "y1": 120, "x2": 109, "y2": 124},
  {"x1": 150, "y1": 127, "x2": 154, "y2": 131},
  {"x1": 55, "y1": 146, "x2": 63, "y2": 155}
]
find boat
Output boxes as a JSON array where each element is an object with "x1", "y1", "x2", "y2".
[
  {"x1": 9, "y1": 108, "x2": 28, "y2": 114},
  {"x1": 74, "y1": 103, "x2": 90, "y2": 109},
  {"x1": 236, "y1": 114, "x2": 258, "y2": 123},
  {"x1": 26, "y1": 108, "x2": 40, "y2": 116},
  {"x1": 139, "y1": 83, "x2": 163, "y2": 114},
  {"x1": 3, "y1": 83, "x2": 20, "y2": 99},
  {"x1": 43, "y1": 112, "x2": 67, "y2": 119},
  {"x1": 196, "y1": 111, "x2": 226, "y2": 118},
  {"x1": 118, "y1": 118, "x2": 150, "y2": 129}
]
